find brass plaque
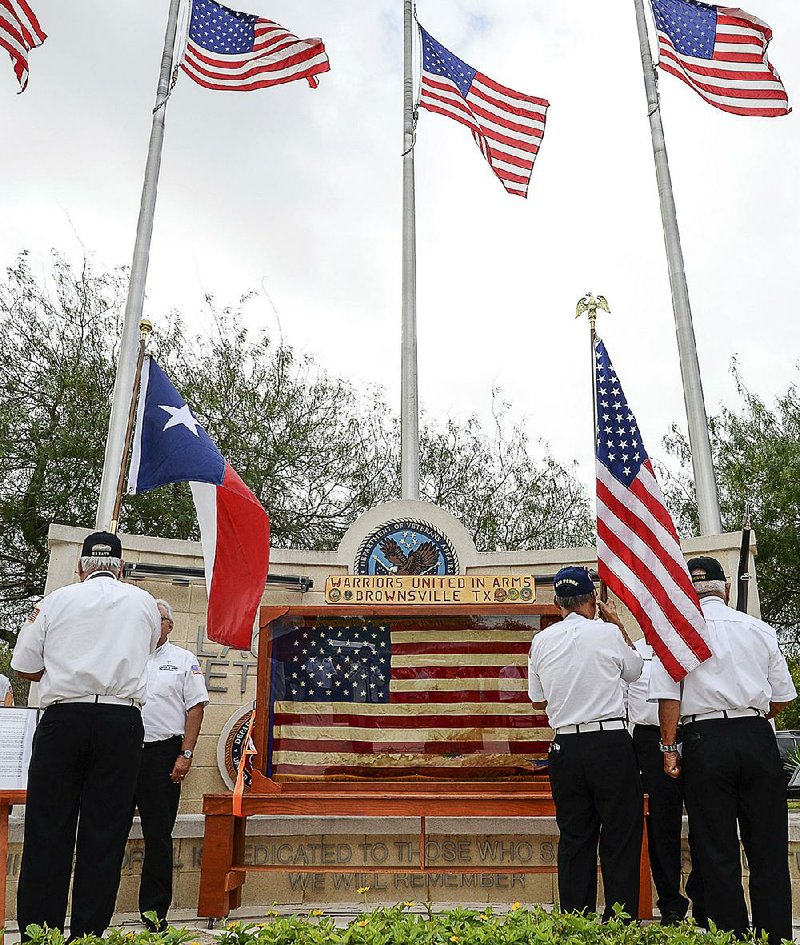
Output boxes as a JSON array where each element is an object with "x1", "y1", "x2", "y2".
[{"x1": 325, "y1": 574, "x2": 536, "y2": 606}]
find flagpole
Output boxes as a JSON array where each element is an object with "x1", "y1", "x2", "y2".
[
  {"x1": 95, "y1": 0, "x2": 182, "y2": 530},
  {"x1": 109, "y1": 320, "x2": 153, "y2": 534},
  {"x1": 633, "y1": 0, "x2": 722, "y2": 536},
  {"x1": 400, "y1": 0, "x2": 420, "y2": 500},
  {"x1": 577, "y1": 293, "x2": 609, "y2": 603}
]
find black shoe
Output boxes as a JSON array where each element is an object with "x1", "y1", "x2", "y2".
[
  {"x1": 143, "y1": 916, "x2": 169, "y2": 933},
  {"x1": 660, "y1": 912, "x2": 686, "y2": 926}
]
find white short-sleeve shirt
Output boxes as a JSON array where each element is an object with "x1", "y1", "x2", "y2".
[
  {"x1": 528, "y1": 612, "x2": 643, "y2": 730},
  {"x1": 625, "y1": 639, "x2": 659, "y2": 727},
  {"x1": 11, "y1": 573, "x2": 161, "y2": 708},
  {"x1": 0, "y1": 675, "x2": 12, "y2": 704},
  {"x1": 649, "y1": 596, "x2": 797, "y2": 717},
  {"x1": 141, "y1": 641, "x2": 209, "y2": 743}
]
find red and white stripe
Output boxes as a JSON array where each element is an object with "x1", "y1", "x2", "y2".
[
  {"x1": 656, "y1": 5, "x2": 789, "y2": 117},
  {"x1": 597, "y1": 458, "x2": 711, "y2": 682},
  {"x1": 191, "y1": 466, "x2": 270, "y2": 651},
  {"x1": 419, "y1": 71, "x2": 548, "y2": 198},
  {"x1": 0, "y1": 0, "x2": 45, "y2": 92},
  {"x1": 182, "y1": 18, "x2": 329, "y2": 92},
  {"x1": 271, "y1": 617, "x2": 555, "y2": 780}
]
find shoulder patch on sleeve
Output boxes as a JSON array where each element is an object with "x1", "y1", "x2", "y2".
[
  {"x1": 191, "y1": 664, "x2": 203, "y2": 675},
  {"x1": 26, "y1": 606, "x2": 41, "y2": 624}
]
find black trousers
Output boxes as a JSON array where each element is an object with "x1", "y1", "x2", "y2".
[
  {"x1": 682, "y1": 716, "x2": 791, "y2": 945},
  {"x1": 632, "y1": 725, "x2": 690, "y2": 918},
  {"x1": 17, "y1": 704, "x2": 144, "y2": 941},
  {"x1": 549, "y1": 729, "x2": 643, "y2": 920},
  {"x1": 133, "y1": 736, "x2": 182, "y2": 923}
]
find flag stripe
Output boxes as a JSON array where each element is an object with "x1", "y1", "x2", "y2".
[
  {"x1": 0, "y1": 0, "x2": 44, "y2": 91},
  {"x1": 393, "y1": 641, "x2": 532, "y2": 655},
  {"x1": 275, "y1": 763, "x2": 538, "y2": 780},
  {"x1": 597, "y1": 513, "x2": 707, "y2": 659},
  {"x1": 597, "y1": 470, "x2": 704, "y2": 623}
]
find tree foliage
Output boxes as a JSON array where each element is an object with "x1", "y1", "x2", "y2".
[
  {"x1": 663, "y1": 366, "x2": 800, "y2": 644},
  {"x1": 0, "y1": 253, "x2": 592, "y2": 640}
]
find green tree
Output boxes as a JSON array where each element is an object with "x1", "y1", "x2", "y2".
[
  {"x1": 0, "y1": 253, "x2": 593, "y2": 641},
  {"x1": 663, "y1": 366, "x2": 800, "y2": 646}
]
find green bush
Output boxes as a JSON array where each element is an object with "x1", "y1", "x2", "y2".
[{"x1": 17, "y1": 905, "x2": 785, "y2": 945}]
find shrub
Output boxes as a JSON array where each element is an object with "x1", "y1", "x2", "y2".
[{"x1": 18, "y1": 905, "x2": 784, "y2": 945}]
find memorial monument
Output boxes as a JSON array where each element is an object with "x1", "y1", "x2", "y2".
[{"x1": 5, "y1": 501, "x2": 764, "y2": 920}]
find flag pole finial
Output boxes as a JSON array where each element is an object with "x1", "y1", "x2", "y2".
[
  {"x1": 575, "y1": 292, "x2": 611, "y2": 333},
  {"x1": 139, "y1": 318, "x2": 153, "y2": 342}
]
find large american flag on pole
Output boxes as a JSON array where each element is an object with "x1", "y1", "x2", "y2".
[
  {"x1": 265, "y1": 615, "x2": 554, "y2": 780},
  {"x1": 181, "y1": 0, "x2": 329, "y2": 93},
  {"x1": 652, "y1": 0, "x2": 789, "y2": 117},
  {"x1": 418, "y1": 26, "x2": 549, "y2": 199},
  {"x1": 0, "y1": 0, "x2": 45, "y2": 93},
  {"x1": 594, "y1": 337, "x2": 711, "y2": 682}
]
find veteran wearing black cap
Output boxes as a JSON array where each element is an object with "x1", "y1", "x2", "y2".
[
  {"x1": 12, "y1": 531, "x2": 161, "y2": 941},
  {"x1": 650, "y1": 555, "x2": 797, "y2": 945},
  {"x1": 528, "y1": 566, "x2": 644, "y2": 920}
]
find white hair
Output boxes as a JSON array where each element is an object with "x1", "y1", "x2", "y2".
[
  {"x1": 80, "y1": 555, "x2": 121, "y2": 575},
  {"x1": 155, "y1": 599, "x2": 174, "y2": 621},
  {"x1": 693, "y1": 579, "x2": 726, "y2": 598}
]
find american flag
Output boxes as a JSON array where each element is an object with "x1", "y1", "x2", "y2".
[
  {"x1": 418, "y1": 26, "x2": 548, "y2": 199},
  {"x1": 594, "y1": 337, "x2": 711, "y2": 682},
  {"x1": 0, "y1": 0, "x2": 45, "y2": 93},
  {"x1": 652, "y1": 0, "x2": 789, "y2": 117},
  {"x1": 181, "y1": 0, "x2": 329, "y2": 93},
  {"x1": 265, "y1": 615, "x2": 554, "y2": 780}
]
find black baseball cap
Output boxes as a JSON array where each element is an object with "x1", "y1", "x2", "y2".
[
  {"x1": 687, "y1": 556, "x2": 726, "y2": 583},
  {"x1": 553, "y1": 566, "x2": 596, "y2": 597},
  {"x1": 81, "y1": 531, "x2": 122, "y2": 559}
]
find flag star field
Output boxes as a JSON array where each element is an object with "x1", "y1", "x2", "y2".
[{"x1": 595, "y1": 341, "x2": 648, "y2": 489}]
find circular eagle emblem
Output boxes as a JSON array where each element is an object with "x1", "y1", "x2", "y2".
[
  {"x1": 355, "y1": 518, "x2": 458, "y2": 576},
  {"x1": 217, "y1": 701, "x2": 256, "y2": 790}
]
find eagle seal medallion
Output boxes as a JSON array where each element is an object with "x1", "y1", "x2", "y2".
[{"x1": 355, "y1": 519, "x2": 458, "y2": 576}]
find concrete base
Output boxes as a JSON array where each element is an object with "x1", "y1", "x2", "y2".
[{"x1": 5, "y1": 812, "x2": 800, "y2": 924}]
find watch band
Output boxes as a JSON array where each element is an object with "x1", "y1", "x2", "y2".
[
  {"x1": 659, "y1": 741, "x2": 679, "y2": 753},
  {"x1": 181, "y1": 749, "x2": 193, "y2": 759}
]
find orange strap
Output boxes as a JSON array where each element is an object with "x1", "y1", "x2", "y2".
[{"x1": 232, "y1": 710, "x2": 256, "y2": 818}]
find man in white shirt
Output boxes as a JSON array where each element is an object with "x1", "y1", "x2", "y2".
[
  {"x1": 134, "y1": 599, "x2": 209, "y2": 931},
  {"x1": 528, "y1": 566, "x2": 643, "y2": 920},
  {"x1": 651, "y1": 556, "x2": 796, "y2": 945},
  {"x1": 626, "y1": 639, "x2": 701, "y2": 924},
  {"x1": 0, "y1": 673, "x2": 14, "y2": 706},
  {"x1": 11, "y1": 531, "x2": 160, "y2": 941}
]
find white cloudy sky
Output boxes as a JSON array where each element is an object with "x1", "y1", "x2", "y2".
[{"x1": 1, "y1": 0, "x2": 798, "y2": 500}]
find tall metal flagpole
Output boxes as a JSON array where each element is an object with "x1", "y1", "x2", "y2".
[
  {"x1": 95, "y1": 0, "x2": 182, "y2": 530},
  {"x1": 400, "y1": 0, "x2": 420, "y2": 500},
  {"x1": 577, "y1": 292, "x2": 611, "y2": 603},
  {"x1": 633, "y1": 0, "x2": 722, "y2": 536}
]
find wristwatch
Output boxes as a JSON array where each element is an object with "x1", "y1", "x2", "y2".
[
  {"x1": 659, "y1": 741, "x2": 679, "y2": 753},
  {"x1": 181, "y1": 749, "x2": 193, "y2": 759}
]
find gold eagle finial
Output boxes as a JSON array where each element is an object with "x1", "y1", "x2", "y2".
[{"x1": 575, "y1": 292, "x2": 610, "y2": 329}]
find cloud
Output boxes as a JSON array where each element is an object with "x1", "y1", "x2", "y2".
[{"x1": 1, "y1": 0, "x2": 798, "y2": 504}]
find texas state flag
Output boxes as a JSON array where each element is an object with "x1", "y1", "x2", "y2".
[{"x1": 128, "y1": 357, "x2": 269, "y2": 650}]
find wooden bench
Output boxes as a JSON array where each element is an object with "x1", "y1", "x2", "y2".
[{"x1": 197, "y1": 605, "x2": 653, "y2": 920}]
